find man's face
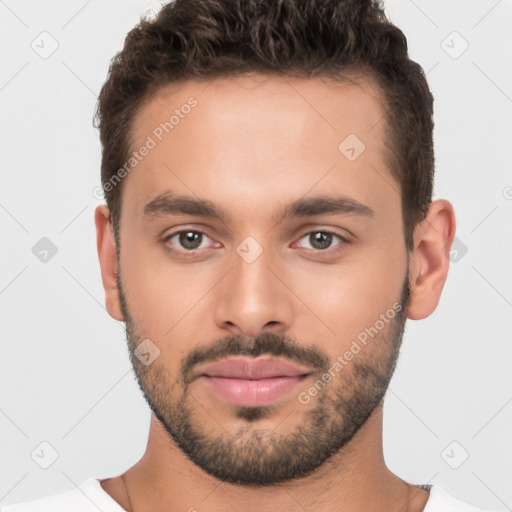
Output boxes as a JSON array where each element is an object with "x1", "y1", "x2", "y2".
[{"x1": 116, "y1": 74, "x2": 409, "y2": 486}]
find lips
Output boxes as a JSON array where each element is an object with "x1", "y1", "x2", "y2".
[
  {"x1": 195, "y1": 357, "x2": 312, "y2": 407},
  {"x1": 196, "y1": 356, "x2": 311, "y2": 380}
]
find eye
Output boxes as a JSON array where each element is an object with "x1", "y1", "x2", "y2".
[
  {"x1": 165, "y1": 230, "x2": 213, "y2": 251},
  {"x1": 296, "y1": 231, "x2": 345, "y2": 251}
]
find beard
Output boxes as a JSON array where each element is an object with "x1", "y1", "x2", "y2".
[{"x1": 118, "y1": 271, "x2": 410, "y2": 488}]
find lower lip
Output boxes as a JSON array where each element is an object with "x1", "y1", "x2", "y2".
[{"x1": 200, "y1": 375, "x2": 308, "y2": 407}]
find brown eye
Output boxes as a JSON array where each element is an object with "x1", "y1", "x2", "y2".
[
  {"x1": 297, "y1": 231, "x2": 344, "y2": 251},
  {"x1": 166, "y1": 230, "x2": 210, "y2": 251},
  {"x1": 179, "y1": 231, "x2": 203, "y2": 249}
]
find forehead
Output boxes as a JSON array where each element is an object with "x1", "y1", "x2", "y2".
[
  {"x1": 133, "y1": 73, "x2": 386, "y2": 147},
  {"x1": 123, "y1": 73, "x2": 395, "y2": 224}
]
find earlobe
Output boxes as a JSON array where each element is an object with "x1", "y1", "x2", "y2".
[
  {"x1": 407, "y1": 199, "x2": 456, "y2": 320},
  {"x1": 94, "y1": 205, "x2": 125, "y2": 321}
]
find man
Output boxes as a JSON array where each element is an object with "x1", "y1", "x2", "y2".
[{"x1": 1, "y1": 0, "x2": 495, "y2": 511}]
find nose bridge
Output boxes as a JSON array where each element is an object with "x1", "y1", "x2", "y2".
[{"x1": 213, "y1": 240, "x2": 293, "y2": 336}]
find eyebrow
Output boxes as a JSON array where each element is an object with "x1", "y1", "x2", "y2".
[
  {"x1": 278, "y1": 195, "x2": 374, "y2": 222},
  {"x1": 143, "y1": 193, "x2": 229, "y2": 223},
  {"x1": 142, "y1": 191, "x2": 374, "y2": 223}
]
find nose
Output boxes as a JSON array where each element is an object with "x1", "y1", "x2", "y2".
[{"x1": 213, "y1": 243, "x2": 294, "y2": 338}]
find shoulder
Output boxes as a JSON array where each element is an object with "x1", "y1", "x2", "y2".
[
  {"x1": 425, "y1": 486, "x2": 497, "y2": 512},
  {"x1": 0, "y1": 478, "x2": 126, "y2": 512}
]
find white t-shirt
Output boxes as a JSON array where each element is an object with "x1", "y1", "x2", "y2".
[{"x1": 0, "y1": 476, "x2": 495, "y2": 512}]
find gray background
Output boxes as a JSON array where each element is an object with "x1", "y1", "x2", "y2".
[{"x1": 1, "y1": 0, "x2": 511, "y2": 509}]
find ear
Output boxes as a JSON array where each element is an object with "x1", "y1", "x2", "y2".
[
  {"x1": 407, "y1": 199, "x2": 456, "y2": 320},
  {"x1": 94, "y1": 205, "x2": 124, "y2": 321}
]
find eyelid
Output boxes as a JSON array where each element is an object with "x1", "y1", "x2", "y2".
[
  {"x1": 293, "y1": 229, "x2": 348, "y2": 252},
  {"x1": 162, "y1": 228, "x2": 220, "y2": 258}
]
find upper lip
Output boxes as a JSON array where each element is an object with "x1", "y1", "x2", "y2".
[{"x1": 196, "y1": 357, "x2": 312, "y2": 380}]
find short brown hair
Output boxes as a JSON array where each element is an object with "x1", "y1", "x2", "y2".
[{"x1": 95, "y1": 0, "x2": 434, "y2": 251}]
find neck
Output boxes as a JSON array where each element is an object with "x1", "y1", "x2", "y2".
[{"x1": 103, "y1": 404, "x2": 430, "y2": 512}]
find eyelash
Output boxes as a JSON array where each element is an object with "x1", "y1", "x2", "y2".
[{"x1": 162, "y1": 229, "x2": 348, "y2": 258}]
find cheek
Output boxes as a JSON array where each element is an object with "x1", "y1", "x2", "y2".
[
  {"x1": 287, "y1": 248, "x2": 406, "y2": 353},
  {"x1": 120, "y1": 240, "x2": 223, "y2": 340}
]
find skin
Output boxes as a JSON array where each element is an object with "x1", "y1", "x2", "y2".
[{"x1": 95, "y1": 74, "x2": 455, "y2": 512}]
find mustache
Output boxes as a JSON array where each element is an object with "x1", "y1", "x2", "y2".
[{"x1": 180, "y1": 332, "x2": 330, "y2": 384}]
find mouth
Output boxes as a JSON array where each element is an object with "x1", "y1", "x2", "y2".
[
  {"x1": 195, "y1": 356, "x2": 312, "y2": 407},
  {"x1": 199, "y1": 374, "x2": 310, "y2": 407}
]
